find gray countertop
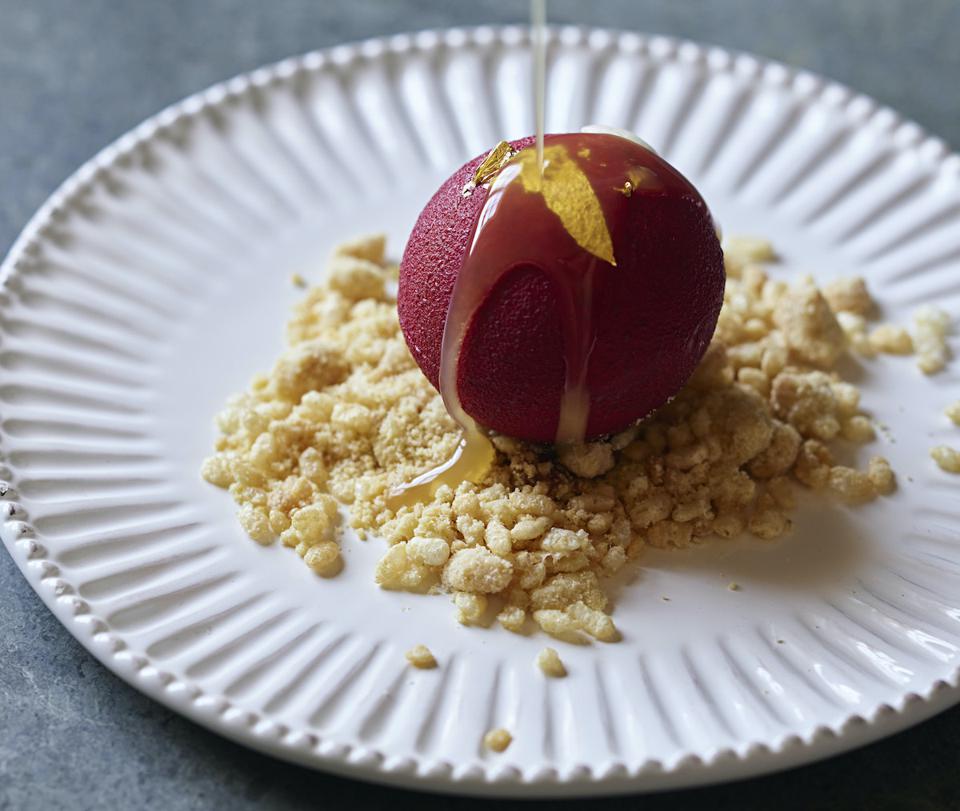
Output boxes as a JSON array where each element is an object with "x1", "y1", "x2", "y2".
[{"x1": 2, "y1": 1, "x2": 959, "y2": 808}]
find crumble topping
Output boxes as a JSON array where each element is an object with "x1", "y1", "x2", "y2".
[{"x1": 203, "y1": 234, "x2": 956, "y2": 640}]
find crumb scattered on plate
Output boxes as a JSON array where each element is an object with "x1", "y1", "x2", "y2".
[
  {"x1": 913, "y1": 305, "x2": 951, "y2": 374},
  {"x1": 202, "y1": 235, "x2": 954, "y2": 641},
  {"x1": 483, "y1": 727, "x2": 512, "y2": 752},
  {"x1": 946, "y1": 401, "x2": 960, "y2": 426},
  {"x1": 405, "y1": 644, "x2": 438, "y2": 669},
  {"x1": 536, "y1": 647, "x2": 567, "y2": 677},
  {"x1": 931, "y1": 446, "x2": 960, "y2": 474}
]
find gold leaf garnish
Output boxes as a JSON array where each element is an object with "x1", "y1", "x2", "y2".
[
  {"x1": 517, "y1": 145, "x2": 616, "y2": 266},
  {"x1": 472, "y1": 141, "x2": 516, "y2": 188}
]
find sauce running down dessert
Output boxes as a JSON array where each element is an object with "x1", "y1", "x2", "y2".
[
  {"x1": 390, "y1": 0, "x2": 721, "y2": 506},
  {"x1": 391, "y1": 131, "x2": 723, "y2": 507}
]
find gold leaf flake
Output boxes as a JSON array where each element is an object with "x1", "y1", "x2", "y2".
[
  {"x1": 471, "y1": 141, "x2": 516, "y2": 188},
  {"x1": 517, "y1": 145, "x2": 616, "y2": 266}
]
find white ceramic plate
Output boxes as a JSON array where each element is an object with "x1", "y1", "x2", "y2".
[{"x1": 3, "y1": 26, "x2": 960, "y2": 797}]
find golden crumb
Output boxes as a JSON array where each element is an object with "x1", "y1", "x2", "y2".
[
  {"x1": 444, "y1": 547, "x2": 513, "y2": 593},
  {"x1": 405, "y1": 644, "x2": 438, "y2": 669},
  {"x1": 822, "y1": 277, "x2": 873, "y2": 317},
  {"x1": 496, "y1": 605, "x2": 526, "y2": 632},
  {"x1": 533, "y1": 601, "x2": 619, "y2": 642},
  {"x1": 452, "y1": 591, "x2": 488, "y2": 625},
  {"x1": 913, "y1": 306, "x2": 951, "y2": 374},
  {"x1": 869, "y1": 324, "x2": 914, "y2": 355},
  {"x1": 483, "y1": 728, "x2": 513, "y2": 752},
  {"x1": 333, "y1": 232, "x2": 387, "y2": 263},
  {"x1": 290, "y1": 272, "x2": 307, "y2": 288},
  {"x1": 773, "y1": 280, "x2": 846, "y2": 368},
  {"x1": 828, "y1": 466, "x2": 877, "y2": 505},
  {"x1": 851, "y1": 305, "x2": 951, "y2": 371},
  {"x1": 867, "y1": 456, "x2": 896, "y2": 495},
  {"x1": 303, "y1": 541, "x2": 342, "y2": 576},
  {"x1": 841, "y1": 415, "x2": 875, "y2": 444},
  {"x1": 946, "y1": 401, "x2": 960, "y2": 426},
  {"x1": 931, "y1": 446, "x2": 960, "y2": 474},
  {"x1": 536, "y1": 647, "x2": 567, "y2": 677},
  {"x1": 204, "y1": 235, "x2": 907, "y2": 639},
  {"x1": 724, "y1": 236, "x2": 776, "y2": 263},
  {"x1": 835, "y1": 311, "x2": 876, "y2": 357},
  {"x1": 727, "y1": 582, "x2": 741, "y2": 591}
]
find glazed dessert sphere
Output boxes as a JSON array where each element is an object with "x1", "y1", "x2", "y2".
[{"x1": 398, "y1": 132, "x2": 725, "y2": 442}]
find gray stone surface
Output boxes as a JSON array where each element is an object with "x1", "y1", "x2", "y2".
[{"x1": 1, "y1": 1, "x2": 958, "y2": 808}]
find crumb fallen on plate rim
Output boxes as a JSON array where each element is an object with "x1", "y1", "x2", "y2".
[{"x1": 483, "y1": 727, "x2": 513, "y2": 753}]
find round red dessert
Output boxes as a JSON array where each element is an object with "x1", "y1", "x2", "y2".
[{"x1": 397, "y1": 132, "x2": 725, "y2": 443}]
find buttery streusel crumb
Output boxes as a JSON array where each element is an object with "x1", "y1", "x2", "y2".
[
  {"x1": 483, "y1": 728, "x2": 513, "y2": 752},
  {"x1": 913, "y1": 305, "x2": 951, "y2": 375},
  {"x1": 867, "y1": 456, "x2": 896, "y2": 495},
  {"x1": 841, "y1": 415, "x2": 876, "y2": 444},
  {"x1": 822, "y1": 277, "x2": 873, "y2": 317},
  {"x1": 405, "y1": 644, "x2": 438, "y2": 669},
  {"x1": 869, "y1": 324, "x2": 914, "y2": 355},
  {"x1": 723, "y1": 236, "x2": 776, "y2": 263},
  {"x1": 536, "y1": 647, "x2": 567, "y2": 677},
  {"x1": 931, "y1": 446, "x2": 960, "y2": 474},
  {"x1": 946, "y1": 401, "x2": 960, "y2": 426},
  {"x1": 203, "y1": 235, "x2": 916, "y2": 640}
]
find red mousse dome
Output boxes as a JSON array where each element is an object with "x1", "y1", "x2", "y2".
[{"x1": 397, "y1": 132, "x2": 725, "y2": 443}]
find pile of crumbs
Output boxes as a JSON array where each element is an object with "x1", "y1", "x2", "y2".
[{"x1": 202, "y1": 233, "x2": 954, "y2": 642}]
